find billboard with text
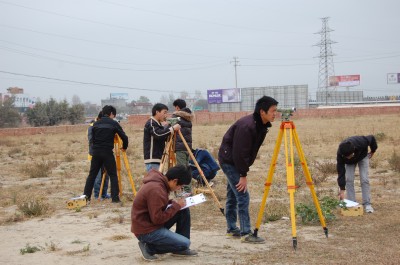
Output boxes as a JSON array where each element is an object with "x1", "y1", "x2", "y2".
[
  {"x1": 329, "y1": 75, "x2": 360, "y2": 87},
  {"x1": 207, "y1": 88, "x2": 241, "y2": 104},
  {"x1": 387, "y1": 73, "x2": 400, "y2": 84}
]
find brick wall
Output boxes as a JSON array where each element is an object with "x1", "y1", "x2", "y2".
[{"x1": 1, "y1": 105, "x2": 399, "y2": 136}]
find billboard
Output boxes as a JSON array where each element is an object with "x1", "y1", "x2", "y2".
[
  {"x1": 387, "y1": 73, "x2": 400, "y2": 84},
  {"x1": 110, "y1": 93, "x2": 129, "y2": 100},
  {"x1": 329, "y1": 75, "x2": 360, "y2": 87},
  {"x1": 207, "y1": 88, "x2": 241, "y2": 104}
]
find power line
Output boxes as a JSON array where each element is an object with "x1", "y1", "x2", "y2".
[{"x1": 0, "y1": 70, "x2": 181, "y2": 93}]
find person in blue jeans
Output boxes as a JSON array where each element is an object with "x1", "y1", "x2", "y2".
[
  {"x1": 218, "y1": 96, "x2": 278, "y2": 244},
  {"x1": 93, "y1": 168, "x2": 110, "y2": 199},
  {"x1": 131, "y1": 165, "x2": 197, "y2": 261}
]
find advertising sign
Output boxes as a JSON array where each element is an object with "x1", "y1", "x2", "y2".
[
  {"x1": 387, "y1": 73, "x2": 400, "y2": 84},
  {"x1": 329, "y1": 75, "x2": 360, "y2": 87},
  {"x1": 110, "y1": 93, "x2": 129, "y2": 100},
  {"x1": 207, "y1": 88, "x2": 241, "y2": 104}
]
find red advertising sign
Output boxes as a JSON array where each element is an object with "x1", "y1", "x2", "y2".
[{"x1": 329, "y1": 75, "x2": 360, "y2": 87}]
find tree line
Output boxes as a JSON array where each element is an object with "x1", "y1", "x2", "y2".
[{"x1": 0, "y1": 97, "x2": 85, "y2": 128}]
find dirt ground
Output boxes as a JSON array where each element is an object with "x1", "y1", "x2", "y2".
[{"x1": 0, "y1": 114, "x2": 399, "y2": 264}]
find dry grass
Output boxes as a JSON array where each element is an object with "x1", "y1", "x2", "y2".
[{"x1": 0, "y1": 114, "x2": 399, "y2": 264}]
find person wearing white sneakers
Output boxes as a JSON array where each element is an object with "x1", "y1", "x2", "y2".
[{"x1": 337, "y1": 135, "x2": 378, "y2": 213}]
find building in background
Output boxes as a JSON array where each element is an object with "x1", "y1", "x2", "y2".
[
  {"x1": 208, "y1": 85, "x2": 308, "y2": 112},
  {"x1": 1, "y1": 87, "x2": 36, "y2": 112}
]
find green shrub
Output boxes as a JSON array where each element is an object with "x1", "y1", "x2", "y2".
[
  {"x1": 296, "y1": 196, "x2": 344, "y2": 224},
  {"x1": 374, "y1": 132, "x2": 386, "y2": 142},
  {"x1": 20, "y1": 159, "x2": 58, "y2": 178},
  {"x1": 20, "y1": 244, "x2": 43, "y2": 255}
]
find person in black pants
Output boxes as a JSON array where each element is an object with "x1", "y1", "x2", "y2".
[{"x1": 83, "y1": 105, "x2": 129, "y2": 203}]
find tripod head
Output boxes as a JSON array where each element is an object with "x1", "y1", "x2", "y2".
[
  {"x1": 166, "y1": 117, "x2": 181, "y2": 125},
  {"x1": 278, "y1": 107, "x2": 296, "y2": 121}
]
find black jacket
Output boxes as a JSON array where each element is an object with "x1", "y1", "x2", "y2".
[
  {"x1": 143, "y1": 117, "x2": 174, "y2": 163},
  {"x1": 218, "y1": 113, "x2": 271, "y2": 177},
  {"x1": 337, "y1": 135, "x2": 378, "y2": 190},
  {"x1": 173, "y1": 108, "x2": 193, "y2": 151},
  {"x1": 92, "y1": 117, "x2": 128, "y2": 155}
]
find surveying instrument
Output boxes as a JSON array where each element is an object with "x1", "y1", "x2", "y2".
[
  {"x1": 253, "y1": 108, "x2": 328, "y2": 249},
  {"x1": 160, "y1": 117, "x2": 225, "y2": 215},
  {"x1": 98, "y1": 134, "x2": 137, "y2": 200}
]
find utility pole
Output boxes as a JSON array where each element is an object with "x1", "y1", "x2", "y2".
[
  {"x1": 315, "y1": 17, "x2": 336, "y2": 105},
  {"x1": 230, "y1": 56, "x2": 240, "y2": 88}
]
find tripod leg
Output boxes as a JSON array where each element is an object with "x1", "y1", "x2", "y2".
[
  {"x1": 254, "y1": 126, "x2": 283, "y2": 237},
  {"x1": 122, "y1": 151, "x2": 137, "y2": 196},
  {"x1": 159, "y1": 134, "x2": 174, "y2": 173},
  {"x1": 114, "y1": 137, "x2": 123, "y2": 197},
  {"x1": 98, "y1": 170, "x2": 107, "y2": 201},
  {"x1": 292, "y1": 127, "x2": 328, "y2": 237},
  {"x1": 177, "y1": 130, "x2": 225, "y2": 216},
  {"x1": 284, "y1": 125, "x2": 298, "y2": 249}
]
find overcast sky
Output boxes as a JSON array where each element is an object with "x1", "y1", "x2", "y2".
[{"x1": 1, "y1": 0, "x2": 399, "y2": 105}]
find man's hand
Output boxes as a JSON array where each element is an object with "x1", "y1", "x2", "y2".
[
  {"x1": 121, "y1": 148, "x2": 126, "y2": 152},
  {"x1": 172, "y1": 124, "x2": 181, "y2": 131},
  {"x1": 236, "y1": 176, "x2": 247, "y2": 193},
  {"x1": 368, "y1": 152, "x2": 374, "y2": 159},
  {"x1": 338, "y1": 189, "x2": 345, "y2": 200},
  {"x1": 175, "y1": 198, "x2": 186, "y2": 208}
]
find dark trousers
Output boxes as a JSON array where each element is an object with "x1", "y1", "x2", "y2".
[{"x1": 84, "y1": 151, "x2": 119, "y2": 201}]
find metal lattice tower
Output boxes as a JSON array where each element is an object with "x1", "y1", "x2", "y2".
[{"x1": 315, "y1": 17, "x2": 336, "y2": 105}]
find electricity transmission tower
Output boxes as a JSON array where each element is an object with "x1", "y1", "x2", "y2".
[
  {"x1": 230, "y1": 56, "x2": 240, "y2": 88},
  {"x1": 315, "y1": 17, "x2": 336, "y2": 105}
]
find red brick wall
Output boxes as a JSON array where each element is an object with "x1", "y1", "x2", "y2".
[{"x1": 1, "y1": 105, "x2": 398, "y2": 136}]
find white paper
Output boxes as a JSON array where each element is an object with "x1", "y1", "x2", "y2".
[
  {"x1": 181, "y1": 193, "x2": 206, "y2": 209},
  {"x1": 342, "y1": 199, "x2": 359, "y2": 207}
]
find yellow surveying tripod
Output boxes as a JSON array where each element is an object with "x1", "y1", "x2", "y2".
[
  {"x1": 253, "y1": 112, "x2": 328, "y2": 249},
  {"x1": 98, "y1": 134, "x2": 137, "y2": 200}
]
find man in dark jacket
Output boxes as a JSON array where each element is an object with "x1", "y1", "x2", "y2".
[
  {"x1": 143, "y1": 103, "x2": 181, "y2": 172},
  {"x1": 83, "y1": 105, "x2": 128, "y2": 203},
  {"x1": 218, "y1": 96, "x2": 278, "y2": 244},
  {"x1": 131, "y1": 165, "x2": 197, "y2": 261},
  {"x1": 337, "y1": 135, "x2": 378, "y2": 213},
  {"x1": 172, "y1": 99, "x2": 193, "y2": 193}
]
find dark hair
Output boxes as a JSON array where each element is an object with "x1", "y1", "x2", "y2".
[
  {"x1": 254, "y1": 96, "x2": 278, "y2": 114},
  {"x1": 102, "y1": 105, "x2": 116, "y2": 117},
  {"x1": 339, "y1": 141, "x2": 355, "y2": 156},
  {"x1": 96, "y1": 111, "x2": 103, "y2": 120},
  {"x1": 173, "y1": 99, "x2": 187, "y2": 109},
  {"x1": 165, "y1": 165, "x2": 191, "y2": 185},
  {"x1": 152, "y1": 103, "x2": 168, "y2": 116}
]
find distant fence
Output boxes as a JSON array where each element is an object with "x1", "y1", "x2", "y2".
[{"x1": 1, "y1": 105, "x2": 399, "y2": 137}]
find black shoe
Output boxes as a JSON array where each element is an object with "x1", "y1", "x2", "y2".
[
  {"x1": 138, "y1": 242, "x2": 158, "y2": 261},
  {"x1": 112, "y1": 197, "x2": 121, "y2": 203},
  {"x1": 172, "y1": 249, "x2": 198, "y2": 256}
]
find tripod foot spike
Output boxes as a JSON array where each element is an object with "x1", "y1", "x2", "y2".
[
  {"x1": 292, "y1": 237, "x2": 297, "y2": 250},
  {"x1": 324, "y1": 227, "x2": 328, "y2": 238},
  {"x1": 253, "y1": 228, "x2": 259, "y2": 237},
  {"x1": 220, "y1": 208, "x2": 225, "y2": 216}
]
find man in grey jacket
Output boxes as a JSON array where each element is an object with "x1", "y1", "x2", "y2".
[{"x1": 337, "y1": 135, "x2": 378, "y2": 213}]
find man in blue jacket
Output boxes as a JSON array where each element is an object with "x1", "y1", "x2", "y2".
[
  {"x1": 337, "y1": 135, "x2": 378, "y2": 213},
  {"x1": 218, "y1": 96, "x2": 278, "y2": 244}
]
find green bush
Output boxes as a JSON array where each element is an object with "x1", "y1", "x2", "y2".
[
  {"x1": 20, "y1": 244, "x2": 43, "y2": 255},
  {"x1": 296, "y1": 196, "x2": 344, "y2": 224}
]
